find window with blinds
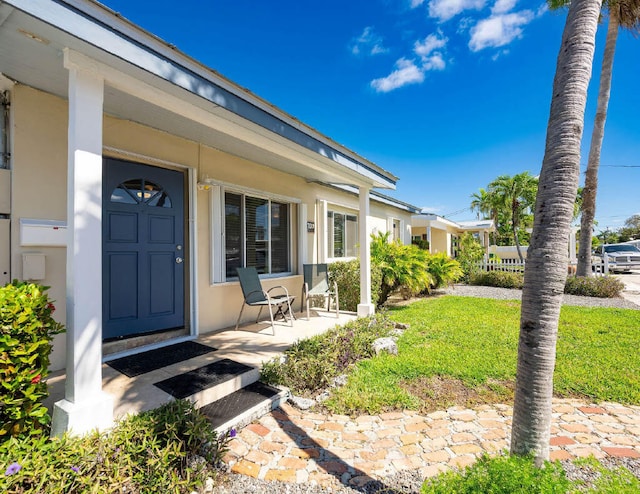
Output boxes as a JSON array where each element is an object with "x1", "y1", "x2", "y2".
[
  {"x1": 224, "y1": 192, "x2": 290, "y2": 278},
  {"x1": 328, "y1": 210, "x2": 358, "y2": 258}
]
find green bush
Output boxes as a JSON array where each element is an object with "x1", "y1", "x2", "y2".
[
  {"x1": 328, "y1": 259, "x2": 382, "y2": 312},
  {"x1": 1, "y1": 281, "x2": 64, "y2": 440},
  {"x1": 0, "y1": 400, "x2": 230, "y2": 493},
  {"x1": 371, "y1": 232, "x2": 433, "y2": 305},
  {"x1": 455, "y1": 233, "x2": 485, "y2": 283},
  {"x1": 564, "y1": 275, "x2": 624, "y2": 298},
  {"x1": 425, "y1": 252, "x2": 463, "y2": 289},
  {"x1": 412, "y1": 238, "x2": 430, "y2": 250},
  {"x1": 261, "y1": 313, "x2": 395, "y2": 394},
  {"x1": 421, "y1": 453, "x2": 570, "y2": 494},
  {"x1": 469, "y1": 270, "x2": 524, "y2": 289}
]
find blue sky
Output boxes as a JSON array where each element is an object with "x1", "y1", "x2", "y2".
[{"x1": 103, "y1": 0, "x2": 639, "y2": 233}]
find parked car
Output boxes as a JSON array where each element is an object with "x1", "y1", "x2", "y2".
[{"x1": 593, "y1": 243, "x2": 640, "y2": 273}]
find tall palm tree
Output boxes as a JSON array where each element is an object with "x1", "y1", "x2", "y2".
[
  {"x1": 510, "y1": 0, "x2": 601, "y2": 465},
  {"x1": 549, "y1": 0, "x2": 640, "y2": 276},
  {"x1": 489, "y1": 172, "x2": 538, "y2": 261}
]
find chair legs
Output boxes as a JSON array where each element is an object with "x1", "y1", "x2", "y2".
[{"x1": 235, "y1": 302, "x2": 246, "y2": 331}]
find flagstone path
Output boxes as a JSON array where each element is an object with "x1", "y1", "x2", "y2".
[{"x1": 224, "y1": 399, "x2": 640, "y2": 490}]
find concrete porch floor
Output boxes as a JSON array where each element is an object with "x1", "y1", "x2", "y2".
[{"x1": 44, "y1": 309, "x2": 357, "y2": 421}]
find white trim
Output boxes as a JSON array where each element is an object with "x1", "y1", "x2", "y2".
[
  {"x1": 188, "y1": 168, "x2": 198, "y2": 337},
  {"x1": 210, "y1": 185, "x2": 224, "y2": 283},
  {"x1": 201, "y1": 178, "x2": 301, "y2": 205},
  {"x1": 297, "y1": 203, "x2": 307, "y2": 273},
  {"x1": 103, "y1": 146, "x2": 190, "y2": 170}
]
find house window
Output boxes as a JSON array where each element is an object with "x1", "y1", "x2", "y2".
[
  {"x1": 392, "y1": 219, "x2": 401, "y2": 242},
  {"x1": 328, "y1": 210, "x2": 357, "y2": 258},
  {"x1": 225, "y1": 192, "x2": 290, "y2": 278}
]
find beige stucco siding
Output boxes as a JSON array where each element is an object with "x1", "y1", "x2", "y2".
[{"x1": 11, "y1": 85, "x2": 68, "y2": 370}]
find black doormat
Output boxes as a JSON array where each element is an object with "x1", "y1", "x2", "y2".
[
  {"x1": 107, "y1": 341, "x2": 217, "y2": 378},
  {"x1": 153, "y1": 358, "x2": 254, "y2": 399},
  {"x1": 200, "y1": 381, "x2": 280, "y2": 429}
]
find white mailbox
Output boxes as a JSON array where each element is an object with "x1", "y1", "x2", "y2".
[{"x1": 20, "y1": 218, "x2": 67, "y2": 247}]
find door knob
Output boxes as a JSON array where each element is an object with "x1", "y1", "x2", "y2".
[{"x1": 175, "y1": 257, "x2": 183, "y2": 264}]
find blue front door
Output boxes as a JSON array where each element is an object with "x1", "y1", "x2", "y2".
[{"x1": 103, "y1": 158, "x2": 186, "y2": 339}]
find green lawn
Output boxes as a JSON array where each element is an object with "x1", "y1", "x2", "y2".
[{"x1": 326, "y1": 296, "x2": 640, "y2": 415}]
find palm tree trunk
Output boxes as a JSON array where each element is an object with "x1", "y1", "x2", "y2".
[
  {"x1": 513, "y1": 226, "x2": 524, "y2": 261},
  {"x1": 510, "y1": 0, "x2": 601, "y2": 465},
  {"x1": 576, "y1": 8, "x2": 619, "y2": 277}
]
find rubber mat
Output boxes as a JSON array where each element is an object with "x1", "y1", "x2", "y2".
[
  {"x1": 153, "y1": 358, "x2": 254, "y2": 399},
  {"x1": 199, "y1": 381, "x2": 281, "y2": 429},
  {"x1": 107, "y1": 341, "x2": 217, "y2": 378}
]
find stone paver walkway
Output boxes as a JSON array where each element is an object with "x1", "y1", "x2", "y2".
[{"x1": 224, "y1": 399, "x2": 640, "y2": 489}]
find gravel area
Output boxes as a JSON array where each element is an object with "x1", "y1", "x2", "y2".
[
  {"x1": 212, "y1": 469, "x2": 424, "y2": 493},
  {"x1": 441, "y1": 284, "x2": 640, "y2": 310}
]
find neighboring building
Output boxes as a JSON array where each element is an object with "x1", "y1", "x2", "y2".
[
  {"x1": 0, "y1": 0, "x2": 419, "y2": 434},
  {"x1": 411, "y1": 214, "x2": 495, "y2": 257}
]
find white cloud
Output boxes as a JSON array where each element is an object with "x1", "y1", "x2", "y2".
[
  {"x1": 371, "y1": 58, "x2": 425, "y2": 93},
  {"x1": 414, "y1": 32, "x2": 448, "y2": 57},
  {"x1": 350, "y1": 26, "x2": 389, "y2": 56},
  {"x1": 415, "y1": 32, "x2": 449, "y2": 71},
  {"x1": 410, "y1": 0, "x2": 426, "y2": 7},
  {"x1": 491, "y1": 0, "x2": 517, "y2": 15},
  {"x1": 371, "y1": 31, "x2": 448, "y2": 93},
  {"x1": 428, "y1": 0, "x2": 487, "y2": 22},
  {"x1": 422, "y1": 53, "x2": 446, "y2": 70},
  {"x1": 468, "y1": 10, "x2": 535, "y2": 51}
]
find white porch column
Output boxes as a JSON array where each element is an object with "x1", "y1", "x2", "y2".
[
  {"x1": 427, "y1": 226, "x2": 432, "y2": 253},
  {"x1": 357, "y1": 186, "x2": 374, "y2": 317},
  {"x1": 52, "y1": 52, "x2": 113, "y2": 436}
]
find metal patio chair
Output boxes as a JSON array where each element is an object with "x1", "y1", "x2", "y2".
[
  {"x1": 302, "y1": 263, "x2": 339, "y2": 320},
  {"x1": 235, "y1": 267, "x2": 295, "y2": 335}
]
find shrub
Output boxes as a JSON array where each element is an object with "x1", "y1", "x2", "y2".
[
  {"x1": 564, "y1": 275, "x2": 624, "y2": 298},
  {"x1": 455, "y1": 232, "x2": 485, "y2": 283},
  {"x1": 371, "y1": 232, "x2": 433, "y2": 305},
  {"x1": 421, "y1": 453, "x2": 570, "y2": 494},
  {"x1": 329, "y1": 259, "x2": 381, "y2": 312},
  {"x1": 1, "y1": 281, "x2": 64, "y2": 440},
  {"x1": 469, "y1": 270, "x2": 524, "y2": 289},
  {"x1": 261, "y1": 313, "x2": 395, "y2": 394},
  {"x1": 412, "y1": 238, "x2": 430, "y2": 250},
  {"x1": 0, "y1": 400, "x2": 229, "y2": 493},
  {"x1": 425, "y1": 252, "x2": 463, "y2": 289}
]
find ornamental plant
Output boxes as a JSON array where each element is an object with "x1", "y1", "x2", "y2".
[{"x1": 1, "y1": 281, "x2": 64, "y2": 440}]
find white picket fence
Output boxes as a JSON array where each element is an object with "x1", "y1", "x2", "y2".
[{"x1": 476, "y1": 258, "x2": 610, "y2": 275}]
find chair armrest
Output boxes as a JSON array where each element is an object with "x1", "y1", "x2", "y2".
[
  {"x1": 267, "y1": 285, "x2": 291, "y2": 299},
  {"x1": 303, "y1": 282, "x2": 309, "y2": 297}
]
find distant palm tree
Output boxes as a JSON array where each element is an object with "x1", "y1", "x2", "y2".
[
  {"x1": 470, "y1": 188, "x2": 500, "y2": 245},
  {"x1": 489, "y1": 172, "x2": 538, "y2": 261},
  {"x1": 550, "y1": 0, "x2": 640, "y2": 276},
  {"x1": 510, "y1": 0, "x2": 601, "y2": 465}
]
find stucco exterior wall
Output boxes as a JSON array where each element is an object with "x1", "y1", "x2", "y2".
[
  {"x1": 9, "y1": 85, "x2": 413, "y2": 370},
  {"x1": 11, "y1": 85, "x2": 68, "y2": 371}
]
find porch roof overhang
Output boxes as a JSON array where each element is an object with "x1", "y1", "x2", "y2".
[{"x1": 0, "y1": 0, "x2": 397, "y2": 190}]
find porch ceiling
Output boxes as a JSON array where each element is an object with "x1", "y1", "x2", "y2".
[{"x1": 0, "y1": 0, "x2": 396, "y2": 189}]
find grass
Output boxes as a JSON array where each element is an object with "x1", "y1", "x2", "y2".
[{"x1": 325, "y1": 296, "x2": 640, "y2": 414}]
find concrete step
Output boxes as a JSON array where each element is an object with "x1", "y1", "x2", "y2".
[{"x1": 199, "y1": 381, "x2": 289, "y2": 434}]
